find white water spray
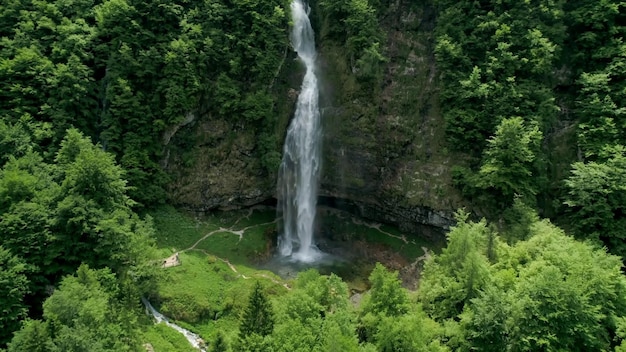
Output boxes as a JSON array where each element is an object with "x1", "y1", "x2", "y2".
[{"x1": 277, "y1": 0, "x2": 323, "y2": 262}]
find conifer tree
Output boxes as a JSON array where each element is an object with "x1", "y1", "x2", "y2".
[
  {"x1": 211, "y1": 331, "x2": 228, "y2": 352},
  {"x1": 239, "y1": 282, "x2": 274, "y2": 340}
]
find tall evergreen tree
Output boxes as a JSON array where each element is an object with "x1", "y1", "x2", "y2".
[
  {"x1": 239, "y1": 282, "x2": 275, "y2": 339},
  {"x1": 211, "y1": 331, "x2": 228, "y2": 352}
]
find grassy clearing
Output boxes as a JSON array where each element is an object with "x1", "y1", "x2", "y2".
[
  {"x1": 153, "y1": 251, "x2": 280, "y2": 321},
  {"x1": 194, "y1": 226, "x2": 272, "y2": 265},
  {"x1": 146, "y1": 205, "x2": 442, "y2": 346},
  {"x1": 146, "y1": 205, "x2": 288, "y2": 346},
  {"x1": 149, "y1": 206, "x2": 274, "y2": 263},
  {"x1": 150, "y1": 206, "x2": 216, "y2": 250},
  {"x1": 230, "y1": 208, "x2": 276, "y2": 230},
  {"x1": 140, "y1": 322, "x2": 198, "y2": 352}
]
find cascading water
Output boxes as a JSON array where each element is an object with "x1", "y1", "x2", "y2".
[
  {"x1": 277, "y1": 0, "x2": 323, "y2": 263},
  {"x1": 142, "y1": 297, "x2": 207, "y2": 351}
]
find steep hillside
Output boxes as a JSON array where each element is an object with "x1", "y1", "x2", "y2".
[
  {"x1": 315, "y1": 0, "x2": 462, "y2": 234},
  {"x1": 166, "y1": 0, "x2": 461, "y2": 236}
]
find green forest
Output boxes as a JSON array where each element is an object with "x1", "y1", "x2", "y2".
[{"x1": 2, "y1": 0, "x2": 626, "y2": 351}]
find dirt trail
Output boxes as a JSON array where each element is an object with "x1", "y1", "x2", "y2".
[
  {"x1": 184, "y1": 213, "x2": 277, "y2": 251},
  {"x1": 162, "y1": 207, "x2": 430, "y2": 290},
  {"x1": 160, "y1": 209, "x2": 289, "y2": 288}
]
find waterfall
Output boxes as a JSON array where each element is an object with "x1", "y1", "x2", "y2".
[{"x1": 277, "y1": 0, "x2": 323, "y2": 263}]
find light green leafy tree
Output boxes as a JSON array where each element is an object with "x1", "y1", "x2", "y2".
[
  {"x1": 362, "y1": 263, "x2": 408, "y2": 317},
  {"x1": 564, "y1": 147, "x2": 626, "y2": 257},
  {"x1": 419, "y1": 212, "x2": 492, "y2": 321},
  {"x1": 7, "y1": 319, "x2": 52, "y2": 352},
  {"x1": 9, "y1": 265, "x2": 142, "y2": 351},
  {"x1": 475, "y1": 117, "x2": 543, "y2": 205},
  {"x1": 271, "y1": 270, "x2": 357, "y2": 352},
  {"x1": 460, "y1": 220, "x2": 626, "y2": 351},
  {"x1": 375, "y1": 313, "x2": 448, "y2": 352}
]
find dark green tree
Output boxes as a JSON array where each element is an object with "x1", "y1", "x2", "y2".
[
  {"x1": 210, "y1": 331, "x2": 228, "y2": 352},
  {"x1": 239, "y1": 282, "x2": 275, "y2": 339},
  {"x1": 0, "y1": 247, "x2": 31, "y2": 346}
]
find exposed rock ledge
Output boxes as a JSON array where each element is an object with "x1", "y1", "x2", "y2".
[{"x1": 317, "y1": 195, "x2": 454, "y2": 239}]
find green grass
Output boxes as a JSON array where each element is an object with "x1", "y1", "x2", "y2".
[
  {"x1": 146, "y1": 205, "x2": 442, "y2": 346},
  {"x1": 149, "y1": 206, "x2": 275, "y2": 265},
  {"x1": 150, "y1": 206, "x2": 217, "y2": 250},
  {"x1": 150, "y1": 250, "x2": 288, "y2": 343},
  {"x1": 141, "y1": 323, "x2": 198, "y2": 352},
  {"x1": 194, "y1": 226, "x2": 272, "y2": 265},
  {"x1": 229, "y1": 208, "x2": 276, "y2": 230}
]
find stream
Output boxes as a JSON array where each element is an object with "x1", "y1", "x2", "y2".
[{"x1": 141, "y1": 297, "x2": 207, "y2": 352}]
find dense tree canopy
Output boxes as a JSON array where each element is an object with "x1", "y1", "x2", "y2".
[
  {"x1": 8, "y1": 265, "x2": 143, "y2": 352},
  {"x1": 4, "y1": 0, "x2": 626, "y2": 350},
  {"x1": 0, "y1": 0, "x2": 291, "y2": 204},
  {"x1": 421, "y1": 213, "x2": 626, "y2": 351},
  {"x1": 0, "y1": 247, "x2": 31, "y2": 345},
  {"x1": 0, "y1": 128, "x2": 156, "y2": 347}
]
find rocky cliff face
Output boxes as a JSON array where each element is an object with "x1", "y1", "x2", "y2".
[
  {"x1": 315, "y1": 0, "x2": 466, "y2": 235},
  {"x1": 166, "y1": 0, "x2": 466, "y2": 236}
]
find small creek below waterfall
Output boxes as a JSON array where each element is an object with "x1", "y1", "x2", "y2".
[
  {"x1": 142, "y1": 297, "x2": 207, "y2": 352},
  {"x1": 277, "y1": 0, "x2": 323, "y2": 263}
]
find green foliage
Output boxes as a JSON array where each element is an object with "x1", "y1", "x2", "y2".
[
  {"x1": 435, "y1": 0, "x2": 563, "y2": 154},
  {"x1": 419, "y1": 211, "x2": 492, "y2": 320},
  {"x1": 0, "y1": 247, "x2": 31, "y2": 346},
  {"x1": 270, "y1": 271, "x2": 359, "y2": 352},
  {"x1": 564, "y1": 148, "x2": 626, "y2": 257},
  {"x1": 420, "y1": 212, "x2": 626, "y2": 351},
  {"x1": 9, "y1": 265, "x2": 143, "y2": 352},
  {"x1": 0, "y1": 116, "x2": 51, "y2": 166},
  {"x1": 144, "y1": 208, "x2": 626, "y2": 352},
  {"x1": 239, "y1": 282, "x2": 275, "y2": 339},
  {"x1": 362, "y1": 263, "x2": 408, "y2": 317},
  {"x1": 56, "y1": 129, "x2": 128, "y2": 209},
  {"x1": 319, "y1": 0, "x2": 385, "y2": 83},
  {"x1": 210, "y1": 331, "x2": 229, "y2": 352},
  {"x1": 478, "y1": 117, "x2": 542, "y2": 199},
  {"x1": 1, "y1": 0, "x2": 292, "y2": 204},
  {"x1": 559, "y1": 0, "x2": 626, "y2": 258},
  {"x1": 375, "y1": 313, "x2": 448, "y2": 352},
  {"x1": 6, "y1": 320, "x2": 52, "y2": 352},
  {"x1": 500, "y1": 197, "x2": 540, "y2": 243},
  {"x1": 50, "y1": 130, "x2": 157, "y2": 276},
  {"x1": 140, "y1": 323, "x2": 197, "y2": 352},
  {"x1": 0, "y1": 128, "x2": 156, "y2": 344}
]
